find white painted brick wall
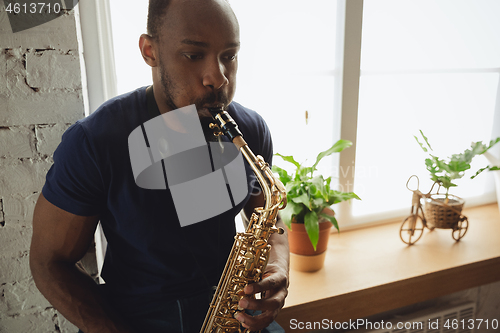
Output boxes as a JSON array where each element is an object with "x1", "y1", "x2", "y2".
[
  {"x1": 0, "y1": 160, "x2": 52, "y2": 196},
  {"x1": 0, "y1": 3, "x2": 84, "y2": 332},
  {"x1": 0, "y1": 91, "x2": 84, "y2": 126},
  {"x1": 3, "y1": 193, "x2": 39, "y2": 226},
  {"x1": 36, "y1": 123, "x2": 71, "y2": 156},
  {"x1": 26, "y1": 50, "x2": 82, "y2": 90},
  {"x1": 2, "y1": 277, "x2": 52, "y2": 315},
  {"x1": 0, "y1": 10, "x2": 79, "y2": 49},
  {"x1": 0, "y1": 309, "x2": 66, "y2": 333},
  {"x1": 0, "y1": 126, "x2": 33, "y2": 158},
  {"x1": 0, "y1": 199, "x2": 4, "y2": 224},
  {"x1": 0, "y1": 223, "x2": 32, "y2": 257},
  {"x1": 0, "y1": 253, "x2": 31, "y2": 286}
]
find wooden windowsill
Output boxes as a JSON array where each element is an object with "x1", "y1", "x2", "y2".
[{"x1": 275, "y1": 203, "x2": 500, "y2": 332}]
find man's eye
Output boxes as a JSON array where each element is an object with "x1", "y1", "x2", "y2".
[
  {"x1": 224, "y1": 54, "x2": 237, "y2": 61},
  {"x1": 184, "y1": 54, "x2": 203, "y2": 60}
]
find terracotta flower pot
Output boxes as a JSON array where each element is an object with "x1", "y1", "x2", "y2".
[
  {"x1": 287, "y1": 209, "x2": 334, "y2": 272},
  {"x1": 288, "y1": 221, "x2": 332, "y2": 255}
]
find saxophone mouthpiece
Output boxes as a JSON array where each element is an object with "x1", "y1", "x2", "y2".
[
  {"x1": 208, "y1": 107, "x2": 243, "y2": 142},
  {"x1": 208, "y1": 107, "x2": 224, "y2": 118}
]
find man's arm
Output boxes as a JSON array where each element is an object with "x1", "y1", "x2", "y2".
[
  {"x1": 30, "y1": 193, "x2": 135, "y2": 333},
  {"x1": 235, "y1": 191, "x2": 290, "y2": 331}
]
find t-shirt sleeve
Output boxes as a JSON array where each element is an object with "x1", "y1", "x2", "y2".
[
  {"x1": 42, "y1": 122, "x2": 106, "y2": 216},
  {"x1": 258, "y1": 116, "x2": 274, "y2": 168},
  {"x1": 243, "y1": 111, "x2": 274, "y2": 196}
]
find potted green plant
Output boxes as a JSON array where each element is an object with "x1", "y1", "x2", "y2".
[
  {"x1": 272, "y1": 140, "x2": 360, "y2": 271},
  {"x1": 415, "y1": 130, "x2": 500, "y2": 229}
]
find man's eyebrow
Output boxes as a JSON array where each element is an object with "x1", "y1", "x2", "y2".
[
  {"x1": 180, "y1": 39, "x2": 240, "y2": 48},
  {"x1": 181, "y1": 39, "x2": 209, "y2": 47},
  {"x1": 226, "y1": 42, "x2": 240, "y2": 48}
]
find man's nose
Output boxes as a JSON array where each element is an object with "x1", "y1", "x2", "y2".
[{"x1": 203, "y1": 59, "x2": 229, "y2": 90}]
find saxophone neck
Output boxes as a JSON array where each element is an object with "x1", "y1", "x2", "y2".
[{"x1": 209, "y1": 107, "x2": 286, "y2": 214}]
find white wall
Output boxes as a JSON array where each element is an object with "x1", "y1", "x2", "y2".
[{"x1": 0, "y1": 3, "x2": 87, "y2": 332}]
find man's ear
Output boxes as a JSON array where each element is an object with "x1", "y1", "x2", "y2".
[{"x1": 139, "y1": 34, "x2": 158, "y2": 67}]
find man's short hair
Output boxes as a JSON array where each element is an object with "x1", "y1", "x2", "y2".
[
  {"x1": 147, "y1": 0, "x2": 171, "y2": 39},
  {"x1": 147, "y1": 0, "x2": 232, "y2": 39}
]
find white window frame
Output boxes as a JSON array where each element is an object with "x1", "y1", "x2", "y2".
[
  {"x1": 334, "y1": 0, "x2": 364, "y2": 228},
  {"x1": 79, "y1": 0, "x2": 117, "y2": 114},
  {"x1": 78, "y1": 0, "x2": 117, "y2": 281}
]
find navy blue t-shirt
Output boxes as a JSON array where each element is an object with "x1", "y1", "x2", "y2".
[{"x1": 42, "y1": 86, "x2": 273, "y2": 301}]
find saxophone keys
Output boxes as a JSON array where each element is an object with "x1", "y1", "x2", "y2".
[
  {"x1": 209, "y1": 123, "x2": 223, "y2": 136},
  {"x1": 253, "y1": 239, "x2": 266, "y2": 249},
  {"x1": 231, "y1": 302, "x2": 241, "y2": 311},
  {"x1": 270, "y1": 226, "x2": 284, "y2": 235}
]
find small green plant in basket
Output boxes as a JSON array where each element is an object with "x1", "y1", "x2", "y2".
[
  {"x1": 272, "y1": 140, "x2": 361, "y2": 250},
  {"x1": 415, "y1": 130, "x2": 500, "y2": 201}
]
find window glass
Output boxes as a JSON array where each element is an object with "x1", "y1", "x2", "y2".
[
  {"x1": 109, "y1": 0, "x2": 151, "y2": 94},
  {"x1": 353, "y1": 0, "x2": 500, "y2": 218},
  {"x1": 230, "y1": 0, "x2": 340, "y2": 177},
  {"x1": 361, "y1": 0, "x2": 500, "y2": 71}
]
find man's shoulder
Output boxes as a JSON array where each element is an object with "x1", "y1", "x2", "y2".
[
  {"x1": 226, "y1": 102, "x2": 272, "y2": 159},
  {"x1": 77, "y1": 86, "x2": 149, "y2": 138},
  {"x1": 83, "y1": 86, "x2": 148, "y2": 122},
  {"x1": 227, "y1": 101, "x2": 268, "y2": 133}
]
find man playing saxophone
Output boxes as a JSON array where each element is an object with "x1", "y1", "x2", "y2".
[{"x1": 30, "y1": 0, "x2": 289, "y2": 332}]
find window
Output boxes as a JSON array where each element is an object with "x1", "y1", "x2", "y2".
[
  {"x1": 352, "y1": 0, "x2": 500, "y2": 225},
  {"x1": 108, "y1": 0, "x2": 151, "y2": 95},
  {"x1": 86, "y1": 0, "x2": 499, "y2": 230},
  {"x1": 230, "y1": 0, "x2": 340, "y2": 179}
]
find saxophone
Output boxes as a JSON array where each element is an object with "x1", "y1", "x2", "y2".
[{"x1": 200, "y1": 108, "x2": 287, "y2": 333}]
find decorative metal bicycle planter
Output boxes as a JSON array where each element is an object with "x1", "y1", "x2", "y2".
[{"x1": 400, "y1": 175, "x2": 469, "y2": 245}]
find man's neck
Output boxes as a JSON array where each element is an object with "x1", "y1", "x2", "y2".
[
  {"x1": 150, "y1": 85, "x2": 188, "y2": 133},
  {"x1": 151, "y1": 84, "x2": 172, "y2": 115}
]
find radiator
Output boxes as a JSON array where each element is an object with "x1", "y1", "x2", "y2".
[{"x1": 353, "y1": 301, "x2": 476, "y2": 333}]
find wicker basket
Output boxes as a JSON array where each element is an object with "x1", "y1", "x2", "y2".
[{"x1": 424, "y1": 194, "x2": 465, "y2": 229}]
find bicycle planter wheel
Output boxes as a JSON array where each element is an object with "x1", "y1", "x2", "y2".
[
  {"x1": 452, "y1": 217, "x2": 469, "y2": 241},
  {"x1": 400, "y1": 215, "x2": 425, "y2": 245}
]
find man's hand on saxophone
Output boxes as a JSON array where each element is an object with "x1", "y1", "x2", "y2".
[
  {"x1": 235, "y1": 259, "x2": 289, "y2": 331},
  {"x1": 237, "y1": 194, "x2": 290, "y2": 332}
]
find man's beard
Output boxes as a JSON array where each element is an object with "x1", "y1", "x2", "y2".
[{"x1": 159, "y1": 66, "x2": 230, "y2": 142}]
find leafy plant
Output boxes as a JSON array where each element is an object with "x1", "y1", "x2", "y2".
[
  {"x1": 415, "y1": 130, "x2": 500, "y2": 197},
  {"x1": 272, "y1": 140, "x2": 360, "y2": 250}
]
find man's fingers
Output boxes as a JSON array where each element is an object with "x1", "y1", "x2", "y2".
[
  {"x1": 243, "y1": 284, "x2": 254, "y2": 294},
  {"x1": 235, "y1": 264, "x2": 289, "y2": 330},
  {"x1": 234, "y1": 310, "x2": 274, "y2": 331},
  {"x1": 245, "y1": 274, "x2": 284, "y2": 295},
  {"x1": 238, "y1": 289, "x2": 285, "y2": 312}
]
